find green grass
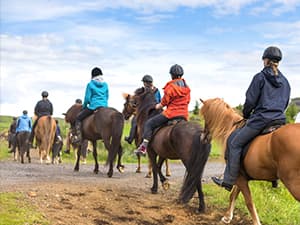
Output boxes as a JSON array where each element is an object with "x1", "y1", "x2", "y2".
[
  {"x1": 0, "y1": 192, "x2": 49, "y2": 225},
  {"x1": 204, "y1": 181, "x2": 300, "y2": 225}
]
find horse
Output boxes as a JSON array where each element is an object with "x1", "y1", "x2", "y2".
[
  {"x1": 51, "y1": 136, "x2": 63, "y2": 164},
  {"x1": 122, "y1": 93, "x2": 171, "y2": 177},
  {"x1": 131, "y1": 87, "x2": 211, "y2": 212},
  {"x1": 16, "y1": 131, "x2": 31, "y2": 163},
  {"x1": 34, "y1": 116, "x2": 56, "y2": 164},
  {"x1": 200, "y1": 97, "x2": 300, "y2": 225},
  {"x1": 64, "y1": 104, "x2": 125, "y2": 178}
]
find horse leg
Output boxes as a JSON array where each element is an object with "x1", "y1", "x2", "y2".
[
  {"x1": 196, "y1": 182, "x2": 205, "y2": 213},
  {"x1": 116, "y1": 146, "x2": 125, "y2": 173},
  {"x1": 92, "y1": 141, "x2": 99, "y2": 174},
  {"x1": 148, "y1": 151, "x2": 158, "y2": 194},
  {"x1": 236, "y1": 177, "x2": 261, "y2": 225},
  {"x1": 136, "y1": 154, "x2": 142, "y2": 173},
  {"x1": 157, "y1": 157, "x2": 169, "y2": 190},
  {"x1": 74, "y1": 144, "x2": 81, "y2": 171},
  {"x1": 27, "y1": 148, "x2": 31, "y2": 163},
  {"x1": 165, "y1": 159, "x2": 171, "y2": 177},
  {"x1": 145, "y1": 159, "x2": 152, "y2": 178},
  {"x1": 221, "y1": 185, "x2": 240, "y2": 223}
]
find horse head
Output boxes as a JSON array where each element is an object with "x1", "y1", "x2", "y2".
[
  {"x1": 64, "y1": 103, "x2": 82, "y2": 125},
  {"x1": 122, "y1": 93, "x2": 137, "y2": 120}
]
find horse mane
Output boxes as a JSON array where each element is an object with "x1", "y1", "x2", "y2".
[
  {"x1": 65, "y1": 104, "x2": 82, "y2": 124},
  {"x1": 134, "y1": 87, "x2": 158, "y2": 128},
  {"x1": 200, "y1": 98, "x2": 242, "y2": 150}
]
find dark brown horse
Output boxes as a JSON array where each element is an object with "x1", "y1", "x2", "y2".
[
  {"x1": 122, "y1": 93, "x2": 171, "y2": 177},
  {"x1": 16, "y1": 131, "x2": 31, "y2": 163},
  {"x1": 131, "y1": 87, "x2": 211, "y2": 212},
  {"x1": 200, "y1": 98, "x2": 300, "y2": 225},
  {"x1": 34, "y1": 115, "x2": 56, "y2": 163},
  {"x1": 64, "y1": 104, "x2": 124, "y2": 177}
]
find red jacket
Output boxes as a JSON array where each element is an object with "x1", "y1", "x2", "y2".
[{"x1": 160, "y1": 78, "x2": 190, "y2": 120}]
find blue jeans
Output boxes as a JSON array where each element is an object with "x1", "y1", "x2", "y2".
[
  {"x1": 143, "y1": 114, "x2": 169, "y2": 140},
  {"x1": 224, "y1": 125, "x2": 261, "y2": 185}
]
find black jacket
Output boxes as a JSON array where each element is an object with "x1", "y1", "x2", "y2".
[{"x1": 34, "y1": 99, "x2": 53, "y2": 117}]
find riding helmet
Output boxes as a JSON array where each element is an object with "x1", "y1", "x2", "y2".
[
  {"x1": 91, "y1": 67, "x2": 103, "y2": 78},
  {"x1": 41, "y1": 91, "x2": 48, "y2": 97},
  {"x1": 169, "y1": 64, "x2": 184, "y2": 78},
  {"x1": 141, "y1": 75, "x2": 153, "y2": 83},
  {"x1": 262, "y1": 46, "x2": 282, "y2": 62},
  {"x1": 75, "y1": 99, "x2": 82, "y2": 104},
  {"x1": 23, "y1": 110, "x2": 28, "y2": 115}
]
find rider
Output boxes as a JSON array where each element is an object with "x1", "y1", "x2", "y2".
[
  {"x1": 16, "y1": 110, "x2": 32, "y2": 133},
  {"x1": 212, "y1": 46, "x2": 291, "y2": 191},
  {"x1": 73, "y1": 67, "x2": 109, "y2": 144},
  {"x1": 124, "y1": 75, "x2": 161, "y2": 144},
  {"x1": 28, "y1": 91, "x2": 53, "y2": 146},
  {"x1": 135, "y1": 64, "x2": 191, "y2": 156}
]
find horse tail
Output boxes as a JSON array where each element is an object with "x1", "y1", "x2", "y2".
[
  {"x1": 106, "y1": 112, "x2": 124, "y2": 165},
  {"x1": 179, "y1": 130, "x2": 211, "y2": 203},
  {"x1": 45, "y1": 116, "x2": 56, "y2": 154}
]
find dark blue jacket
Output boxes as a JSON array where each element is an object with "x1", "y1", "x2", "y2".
[
  {"x1": 243, "y1": 67, "x2": 290, "y2": 129},
  {"x1": 34, "y1": 99, "x2": 53, "y2": 117}
]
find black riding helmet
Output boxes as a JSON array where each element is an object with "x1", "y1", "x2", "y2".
[
  {"x1": 169, "y1": 64, "x2": 184, "y2": 79},
  {"x1": 91, "y1": 67, "x2": 103, "y2": 78},
  {"x1": 262, "y1": 46, "x2": 282, "y2": 62},
  {"x1": 75, "y1": 99, "x2": 82, "y2": 104},
  {"x1": 41, "y1": 91, "x2": 48, "y2": 97},
  {"x1": 23, "y1": 110, "x2": 28, "y2": 115},
  {"x1": 142, "y1": 75, "x2": 153, "y2": 83}
]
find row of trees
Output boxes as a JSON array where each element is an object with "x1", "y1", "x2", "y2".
[{"x1": 192, "y1": 97, "x2": 300, "y2": 123}]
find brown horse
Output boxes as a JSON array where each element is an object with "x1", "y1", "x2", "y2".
[
  {"x1": 131, "y1": 87, "x2": 211, "y2": 212},
  {"x1": 64, "y1": 104, "x2": 124, "y2": 177},
  {"x1": 35, "y1": 116, "x2": 56, "y2": 163},
  {"x1": 200, "y1": 97, "x2": 300, "y2": 225},
  {"x1": 122, "y1": 93, "x2": 171, "y2": 177}
]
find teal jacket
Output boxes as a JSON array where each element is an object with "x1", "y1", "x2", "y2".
[{"x1": 83, "y1": 77, "x2": 109, "y2": 110}]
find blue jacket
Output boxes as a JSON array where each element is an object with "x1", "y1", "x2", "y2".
[
  {"x1": 16, "y1": 115, "x2": 32, "y2": 132},
  {"x1": 154, "y1": 88, "x2": 161, "y2": 103},
  {"x1": 243, "y1": 66, "x2": 291, "y2": 129},
  {"x1": 83, "y1": 76, "x2": 109, "y2": 110}
]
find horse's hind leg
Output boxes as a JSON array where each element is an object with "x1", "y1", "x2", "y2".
[
  {"x1": 74, "y1": 144, "x2": 82, "y2": 171},
  {"x1": 116, "y1": 146, "x2": 125, "y2": 173},
  {"x1": 92, "y1": 141, "x2": 99, "y2": 174},
  {"x1": 165, "y1": 159, "x2": 171, "y2": 177},
  {"x1": 196, "y1": 182, "x2": 205, "y2": 213},
  {"x1": 145, "y1": 160, "x2": 152, "y2": 178},
  {"x1": 157, "y1": 157, "x2": 169, "y2": 190},
  {"x1": 148, "y1": 151, "x2": 158, "y2": 194}
]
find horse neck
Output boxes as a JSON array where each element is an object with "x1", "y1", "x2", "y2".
[{"x1": 203, "y1": 105, "x2": 242, "y2": 151}]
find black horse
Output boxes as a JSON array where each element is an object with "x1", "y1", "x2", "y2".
[
  {"x1": 16, "y1": 131, "x2": 31, "y2": 163},
  {"x1": 64, "y1": 104, "x2": 125, "y2": 177},
  {"x1": 133, "y1": 87, "x2": 211, "y2": 212}
]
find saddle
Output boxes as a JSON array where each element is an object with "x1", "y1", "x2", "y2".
[{"x1": 152, "y1": 116, "x2": 186, "y2": 137}]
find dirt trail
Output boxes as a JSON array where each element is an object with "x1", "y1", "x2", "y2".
[{"x1": 0, "y1": 152, "x2": 251, "y2": 225}]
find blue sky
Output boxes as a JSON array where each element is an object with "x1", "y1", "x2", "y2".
[{"x1": 1, "y1": 0, "x2": 300, "y2": 117}]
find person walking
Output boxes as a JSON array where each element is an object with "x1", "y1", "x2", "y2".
[{"x1": 212, "y1": 46, "x2": 291, "y2": 191}]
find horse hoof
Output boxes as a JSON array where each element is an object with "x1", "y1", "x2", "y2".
[
  {"x1": 74, "y1": 168, "x2": 79, "y2": 172},
  {"x1": 107, "y1": 172, "x2": 113, "y2": 178},
  {"x1": 151, "y1": 188, "x2": 158, "y2": 194},
  {"x1": 166, "y1": 173, "x2": 171, "y2": 177},
  {"x1": 145, "y1": 173, "x2": 152, "y2": 178},
  {"x1": 221, "y1": 216, "x2": 231, "y2": 224},
  {"x1": 94, "y1": 170, "x2": 99, "y2": 174},
  {"x1": 162, "y1": 181, "x2": 170, "y2": 190},
  {"x1": 117, "y1": 167, "x2": 124, "y2": 173}
]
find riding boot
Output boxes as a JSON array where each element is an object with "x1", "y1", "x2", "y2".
[
  {"x1": 73, "y1": 121, "x2": 82, "y2": 144},
  {"x1": 134, "y1": 139, "x2": 149, "y2": 156}
]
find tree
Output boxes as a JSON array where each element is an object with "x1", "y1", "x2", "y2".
[
  {"x1": 286, "y1": 103, "x2": 299, "y2": 123},
  {"x1": 193, "y1": 100, "x2": 199, "y2": 115}
]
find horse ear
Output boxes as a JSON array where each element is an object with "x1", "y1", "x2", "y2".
[
  {"x1": 62, "y1": 113, "x2": 66, "y2": 116},
  {"x1": 122, "y1": 93, "x2": 129, "y2": 99},
  {"x1": 199, "y1": 98, "x2": 205, "y2": 104}
]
